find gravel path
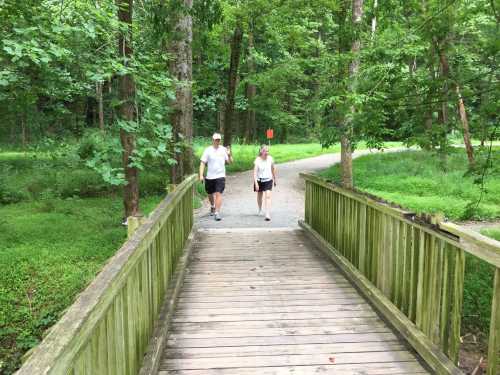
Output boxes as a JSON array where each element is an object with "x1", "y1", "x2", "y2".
[{"x1": 196, "y1": 149, "x2": 403, "y2": 229}]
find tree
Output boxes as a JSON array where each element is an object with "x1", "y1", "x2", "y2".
[
  {"x1": 117, "y1": 0, "x2": 139, "y2": 218},
  {"x1": 340, "y1": 0, "x2": 364, "y2": 189},
  {"x1": 169, "y1": 0, "x2": 194, "y2": 184},
  {"x1": 223, "y1": 22, "x2": 243, "y2": 146}
]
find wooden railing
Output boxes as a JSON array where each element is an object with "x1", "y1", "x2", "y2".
[
  {"x1": 16, "y1": 175, "x2": 197, "y2": 375},
  {"x1": 300, "y1": 173, "x2": 500, "y2": 375}
]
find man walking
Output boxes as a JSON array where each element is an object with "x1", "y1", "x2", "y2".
[{"x1": 199, "y1": 133, "x2": 233, "y2": 221}]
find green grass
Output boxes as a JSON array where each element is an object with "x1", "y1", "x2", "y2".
[
  {"x1": 320, "y1": 148, "x2": 500, "y2": 221},
  {"x1": 0, "y1": 196, "x2": 162, "y2": 374},
  {"x1": 481, "y1": 227, "x2": 500, "y2": 241},
  {"x1": 194, "y1": 141, "x2": 403, "y2": 174},
  {"x1": 320, "y1": 148, "x2": 500, "y2": 334}
]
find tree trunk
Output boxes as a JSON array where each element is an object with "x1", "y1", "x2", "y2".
[
  {"x1": 341, "y1": 0, "x2": 363, "y2": 189},
  {"x1": 217, "y1": 99, "x2": 225, "y2": 134},
  {"x1": 169, "y1": 0, "x2": 194, "y2": 184},
  {"x1": 96, "y1": 82, "x2": 104, "y2": 130},
  {"x1": 117, "y1": 0, "x2": 139, "y2": 218},
  {"x1": 456, "y1": 85, "x2": 475, "y2": 166},
  {"x1": 371, "y1": 0, "x2": 378, "y2": 40},
  {"x1": 223, "y1": 23, "x2": 243, "y2": 146},
  {"x1": 244, "y1": 30, "x2": 257, "y2": 144}
]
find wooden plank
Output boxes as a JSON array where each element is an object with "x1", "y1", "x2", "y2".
[
  {"x1": 169, "y1": 323, "x2": 390, "y2": 339},
  {"x1": 178, "y1": 291, "x2": 361, "y2": 303},
  {"x1": 162, "y1": 351, "x2": 419, "y2": 370},
  {"x1": 174, "y1": 303, "x2": 372, "y2": 316},
  {"x1": 180, "y1": 283, "x2": 353, "y2": 292},
  {"x1": 171, "y1": 317, "x2": 383, "y2": 331},
  {"x1": 300, "y1": 221, "x2": 462, "y2": 375},
  {"x1": 438, "y1": 221, "x2": 500, "y2": 267},
  {"x1": 167, "y1": 332, "x2": 401, "y2": 348},
  {"x1": 159, "y1": 362, "x2": 428, "y2": 375},
  {"x1": 165, "y1": 341, "x2": 406, "y2": 359},
  {"x1": 176, "y1": 297, "x2": 365, "y2": 309},
  {"x1": 172, "y1": 310, "x2": 380, "y2": 323}
]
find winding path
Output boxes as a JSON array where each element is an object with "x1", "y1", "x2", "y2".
[{"x1": 197, "y1": 149, "x2": 403, "y2": 228}]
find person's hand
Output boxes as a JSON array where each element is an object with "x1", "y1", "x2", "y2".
[
  {"x1": 226, "y1": 146, "x2": 231, "y2": 156},
  {"x1": 274, "y1": 181, "x2": 277, "y2": 187},
  {"x1": 254, "y1": 181, "x2": 259, "y2": 191},
  {"x1": 199, "y1": 175, "x2": 204, "y2": 182}
]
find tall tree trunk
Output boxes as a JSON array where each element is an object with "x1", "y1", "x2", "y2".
[
  {"x1": 244, "y1": 29, "x2": 257, "y2": 144},
  {"x1": 223, "y1": 23, "x2": 243, "y2": 146},
  {"x1": 371, "y1": 0, "x2": 378, "y2": 40},
  {"x1": 341, "y1": 0, "x2": 363, "y2": 189},
  {"x1": 437, "y1": 46, "x2": 475, "y2": 166},
  {"x1": 117, "y1": 0, "x2": 139, "y2": 218},
  {"x1": 169, "y1": 0, "x2": 194, "y2": 184},
  {"x1": 437, "y1": 44, "x2": 452, "y2": 166},
  {"x1": 456, "y1": 85, "x2": 475, "y2": 166},
  {"x1": 96, "y1": 81, "x2": 104, "y2": 130},
  {"x1": 217, "y1": 99, "x2": 225, "y2": 133}
]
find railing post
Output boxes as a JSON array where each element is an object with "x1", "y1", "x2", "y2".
[
  {"x1": 127, "y1": 215, "x2": 146, "y2": 238},
  {"x1": 487, "y1": 268, "x2": 500, "y2": 375}
]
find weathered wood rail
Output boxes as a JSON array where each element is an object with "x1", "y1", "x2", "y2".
[
  {"x1": 300, "y1": 173, "x2": 500, "y2": 375},
  {"x1": 16, "y1": 175, "x2": 196, "y2": 375}
]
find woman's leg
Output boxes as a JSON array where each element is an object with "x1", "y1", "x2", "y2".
[
  {"x1": 264, "y1": 190, "x2": 272, "y2": 219},
  {"x1": 257, "y1": 191, "x2": 263, "y2": 213}
]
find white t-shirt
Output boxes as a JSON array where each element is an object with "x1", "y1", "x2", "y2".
[
  {"x1": 254, "y1": 156, "x2": 274, "y2": 181},
  {"x1": 201, "y1": 146, "x2": 229, "y2": 179}
]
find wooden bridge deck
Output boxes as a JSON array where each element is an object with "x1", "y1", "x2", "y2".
[{"x1": 158, "y1": 228, "x2": 430, "y2": 375}]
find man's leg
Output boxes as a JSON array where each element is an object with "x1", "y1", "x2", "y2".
[
  {"x1": 214, "y1": 192, "x2": 222, "y2": 212},
  {"x1": 208, "y1": 193, "x2": 215, "y2": 214}
]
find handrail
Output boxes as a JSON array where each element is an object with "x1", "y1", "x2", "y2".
[
  {"x1": 16, "y1": 175, "x2": 197, "y2": 375},
  {"x1": 301, "y1": 173, "x2": 500, "y2": 375}
]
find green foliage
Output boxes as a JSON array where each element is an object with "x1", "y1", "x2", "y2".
[
  {"x1": 194, "y1": 140, "x2": 402, "y2": 173},
  {"x1": 0, "y1": 146, "x2": 169, "y2": 204},
  {"x1": 320, "y1": 148, "x2": 500, "y2": 220},
  {"x1": 0, "y1": 196, "x2": 162, "y2": 374}
]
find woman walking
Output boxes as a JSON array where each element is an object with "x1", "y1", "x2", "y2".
[{"x1": 253, "y1": 145, "x2": 277, "y2": 221}]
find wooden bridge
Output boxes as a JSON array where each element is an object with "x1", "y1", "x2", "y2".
[{"x1": 16, "y1": 175, "x2": 500, "y2": 375}]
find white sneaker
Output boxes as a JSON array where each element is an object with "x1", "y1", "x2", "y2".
[
  {"x1": 214, "y1": 212, "x2": 222, "y2": 221},
  {"x1": 209, "y1": 206, "x2": 215, "y2": 216}
]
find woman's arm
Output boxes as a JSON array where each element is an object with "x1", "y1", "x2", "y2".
[
  {"x1": 253, "y1": 159, "x2": 259, "y2": 190},
  {"x1": 272, "y1": 163, "x2": 277, "y2": 186}
]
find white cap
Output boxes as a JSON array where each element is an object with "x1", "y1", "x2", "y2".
[{"x1": 212, "y1": 133, "x2": 222, "y2": 140}]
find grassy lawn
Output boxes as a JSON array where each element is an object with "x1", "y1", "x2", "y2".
[
  {"x1": 320, "y1": 148, "x2": 500, "y2": 221},
  {"x1": 481, "y1": 227, "x2": 500, "y2": 241},
  {"x1": 0, "y1": 196, "x2": 162, "y2": 373},
  {"x1": 320, "y1": 148, "x2": 500, "y2": 334},
  {"x1": 194, "y1": 141, "x2": 403, "y2": 174}
]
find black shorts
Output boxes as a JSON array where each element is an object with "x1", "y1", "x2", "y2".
[
  {"x1": 205, "y1": 177, "x2": 225, "y2": 194},
  {"x1": 254, "y1": 179, "x2": 273, "y2": 192}
]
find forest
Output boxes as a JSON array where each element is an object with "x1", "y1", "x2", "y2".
[{"x1": 0, "y1": 0, "x2": 499, "y2": 373}]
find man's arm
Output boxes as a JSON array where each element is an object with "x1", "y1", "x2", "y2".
[{"x1": 199, "y1": 162, "x2": 206, "y2": 181}]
